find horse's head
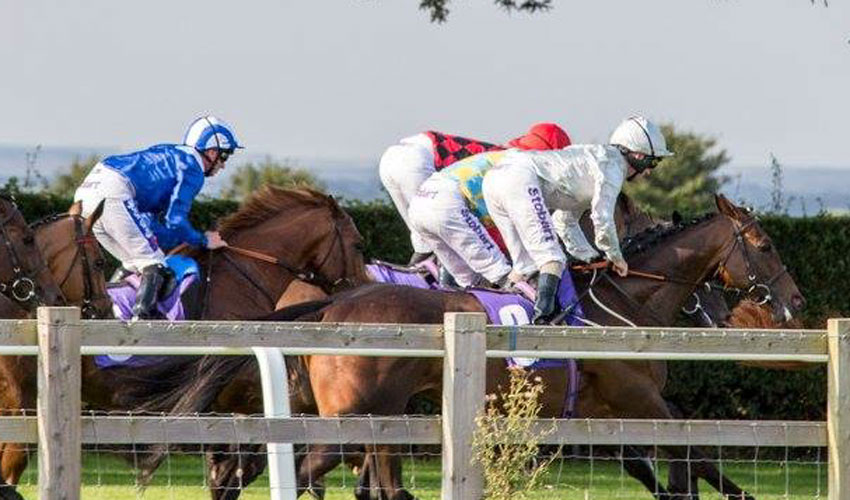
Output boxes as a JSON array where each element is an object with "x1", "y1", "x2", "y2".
[
  {"x1": 31, "y1": 201, "x2": 112, "y2": 319},
  {"x1": 0, "y1": 195, "x2": 66, "y2": 311},
  {"x1": 714, "y1": 194, "x2": 805, "y2": 322},
  {"x1": 219, "y1": 186, "x2": 369, "y2": 297}
]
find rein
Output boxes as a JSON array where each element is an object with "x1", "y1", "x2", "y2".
[{"x1": 565, "y1": 214, "x2": 785, "y2": 326}]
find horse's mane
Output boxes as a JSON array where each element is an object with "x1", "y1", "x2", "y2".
[
  {"x1": 620, "y1": 212, "x2": 718, "y2": 258},
  {"x1": 218, "y1": 185, "x2": 339, "y2": 236},
  {"x1": 30, "y1": 213, "x2": 71, "y2": 230}
]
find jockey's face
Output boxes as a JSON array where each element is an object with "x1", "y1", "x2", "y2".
[{"x1": 201, "y1": 149, "x2": 230, "y2": 178}]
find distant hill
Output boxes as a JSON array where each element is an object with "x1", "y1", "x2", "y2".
[{"x1": 1, "y1": 144, "x2": 846, "y2": 214}]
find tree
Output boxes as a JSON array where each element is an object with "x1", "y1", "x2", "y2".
[
  {"x1": 420, "y1": 0, "x2": 550, "y2": 22},
  {"x1": 623, "y1": 124, "x2": 730, "y2": 218},
  {"x1": 416, "y1": 0, "x2": 822, "y2": 23},
  {"x1": 49, "y1": 155, "x2": 99, "y2": 198},
  {"x1": 221, "y1": 157, "x2": 325, "y2": 200}
]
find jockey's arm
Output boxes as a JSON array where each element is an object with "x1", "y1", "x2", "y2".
[
  {"x1": 552, "y1": 209, "x2": 601, "y2": 263},
  {"x1": 162, "y1": 166, "x2": 208, "y2": 249},
  {"x1": 590, "y1": 177, "x2": 627, "y2": 268}
]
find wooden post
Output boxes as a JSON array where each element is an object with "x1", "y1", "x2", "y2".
[
  {"x1": 828, "y1": 318, "x2": 850, "y2": 500},
  {"x1": 442, "y1": 312, "x2": 486, "y2": 500},
  {"x1": 37, "y1": 307, "x2": 82, "y2": 500}
]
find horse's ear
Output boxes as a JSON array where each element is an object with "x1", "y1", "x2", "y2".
[
  {"x1": 671, "y1": 211, "x2": 683, "y2": 225},
  {"x1": 68, "y1": 201, "x2": 82, "y2": 217},
  {"x1": 84, "y1": 200, "x2": 105, "y2": 235},
  {"x1": 715, "y1": 193, "x2": 741, "y2": 218}
]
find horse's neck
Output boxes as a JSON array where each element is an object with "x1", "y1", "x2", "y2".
[
  {"x1": 204, "y1": 210, "x2": 323, "y2": 319},
  {"x1": 621, "y1": 215, "x2": 736, "y2": 325}
]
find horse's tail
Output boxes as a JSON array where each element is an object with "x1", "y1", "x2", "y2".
[
  {"x1": 135, "y1": 302, "x2": 331, "y2": 481},
  {"x1": 135, "y1": 354, "x2": 255, "y2": 481}
]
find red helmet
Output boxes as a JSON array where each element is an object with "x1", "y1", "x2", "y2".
[{"x1": 507, "y1": 123, "x2": 571, "y2": 151}]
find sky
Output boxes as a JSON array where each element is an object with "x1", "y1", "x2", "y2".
[{"x1": 0, "y1": 0, "x2": 847, "y2": 168}]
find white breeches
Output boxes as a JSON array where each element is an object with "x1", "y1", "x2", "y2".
[
  {"x1": 409, "y1": 176, "x2": 511, "y2": 287},
  {"x1": 482, "y1": 160, "x2": 566, "y2": 277},
  {"x1": 74, "y1": 164, "x2": 165, "y2": 272},
  {"x1": 378, "y1": 134, "x2": 436, "y2": 254}
]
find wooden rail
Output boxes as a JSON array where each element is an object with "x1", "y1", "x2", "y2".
[{"x1": 4, "y1": 309, "x2": 847, "y2": 500}]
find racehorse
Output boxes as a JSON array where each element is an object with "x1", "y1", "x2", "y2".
[
  {"x1": 183, "y1": 194, "x2": 802, "y2": 500},
  {"x1": 0, "y1": 187, "x2": 370, "y2": 499}
]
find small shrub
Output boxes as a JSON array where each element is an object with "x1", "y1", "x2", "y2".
[{"x1": 471, "y1": 367, "x2": 555, "y2": 500}]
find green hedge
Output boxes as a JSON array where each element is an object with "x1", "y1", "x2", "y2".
[{"x1": 8, "y1": 192, "x2": 850, "y2": 421}]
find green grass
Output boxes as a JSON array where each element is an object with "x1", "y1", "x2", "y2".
[{"x1": 7, "y1": 453, "x2": 826, "y2": 499}]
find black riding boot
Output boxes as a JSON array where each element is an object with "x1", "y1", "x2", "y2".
[
  {"x1": 132, "y1": 264, "x2": 167, "y2": 319},
  {"x1": 532, "y1": 272, "x2": 561, "y2": 324}
]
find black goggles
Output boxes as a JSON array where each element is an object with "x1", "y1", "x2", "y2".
[{"x1": 218, "y1": 149, "x2": 235, "y2": 162}]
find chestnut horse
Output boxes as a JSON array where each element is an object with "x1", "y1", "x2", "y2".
[
  {"x1": 213, "y1": 195, "x2": 801, "y2": 500},
  {"x1": 0, "y1": 187, "x2": 370, "y2": 499}
]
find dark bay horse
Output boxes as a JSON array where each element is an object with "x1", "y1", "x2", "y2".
[
  {"x1": 223, "y1": 194, "x2": 803, "y2": 500},
  {"x1": 0, "y1": 187, "x2": 370, "y2": 498}
]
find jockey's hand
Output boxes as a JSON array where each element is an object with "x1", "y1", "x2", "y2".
[
  {"x1": 205, "y1": 231, "x2": 229, "y2": 250},
  {"x1": 611, "y1": 260, "x2": 629, "y2": 277}
]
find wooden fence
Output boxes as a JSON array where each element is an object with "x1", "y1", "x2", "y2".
[{"x1": 0, "y1": 307, "x2": 847, "y2": 499}]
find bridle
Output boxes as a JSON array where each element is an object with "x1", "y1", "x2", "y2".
[
  {"x1": 714, "y1": 216, "x2": 789, "y2": 308},
  {"x1": 0, "y1": 202, "x2": 51, "y2": 309},
  {"x1": 51, "y1": 215, "x2": 110, "y2": 319}
]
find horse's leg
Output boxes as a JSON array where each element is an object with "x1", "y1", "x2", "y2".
[
  {"x1": 0, "y1": 356, "x2": 33, "y2": 500},
  {"x1": 680, "y1": 446, "x2": 754, "y2": 500},
  {"x1": 584, "y1": 361, "x2": 753, "y2": 500},
  {"x1": 665, "y1": 401, "x2": 700, "y2": 500},
  {"x1": 615, "y1": 445, "x2": 673, "y2": 500},
  {"x1": 206, "y1": 444, "x2": 267, "y2": 500}
]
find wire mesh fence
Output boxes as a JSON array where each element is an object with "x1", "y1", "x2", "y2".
[{"x1": 0, "y1": 411, "x2": 829, "y2": 500}]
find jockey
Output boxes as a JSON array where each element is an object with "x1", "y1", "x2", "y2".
[
  {"x1": 408, "y1": 125, "x2": 571, "y2": 288},
  {"x1": 481, "y1": 115, "x2": 673, "y2": 322},
  {"x1": 379, "y1": 123, "x2": 570, "y2": 265},
  {"x1": 74, "y1": 115, "x2": 240, "y2": 319}
]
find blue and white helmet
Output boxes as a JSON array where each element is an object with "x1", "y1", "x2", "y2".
[{"x1": 183, "y1": 115, "x2": 242, "y2": 152}]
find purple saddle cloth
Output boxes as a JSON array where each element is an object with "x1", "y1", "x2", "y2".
[
  {"x1": 96, "y1": 256, "x2": 199, "y2": 369},
  {"x1": 366, "y1": 260, "x2": 440, "y2": 289},
  {"x1": 368, "y1": 261, "x2": 585, "y2": 370}
]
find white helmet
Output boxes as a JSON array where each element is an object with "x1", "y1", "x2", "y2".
[
  {"x1": 609, "y1": 115, "x2": 673, "y2": 158},
  {"x1": 183, "y1": 115, "x2": 243, "y2": 151}
]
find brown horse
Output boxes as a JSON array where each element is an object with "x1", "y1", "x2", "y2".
[
  {"x1": 0, "y1": 187, "x2": 370, "y2": 499},
  {"x1": 187, "y1": 194, "x2": 748, "y2": 500},
  {"x1": 252, "y1": 194, "x2": 804, "y2": 500}
]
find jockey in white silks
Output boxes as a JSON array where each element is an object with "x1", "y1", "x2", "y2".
[
  {"x1": 379, "y1": 124, "x2": 570, "y2": 265},
  {"x1": 74, "y1": 115, "x2": 241, "y2": 319},
  {"x1": 408, "y1": 124, "x2": 571, "y2": 288},
  {"x1": 481, "y1": 115, "x2": 674, "y2": 322}
]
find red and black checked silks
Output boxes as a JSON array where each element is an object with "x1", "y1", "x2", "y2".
[{"x1": 424, "y1": 131, "x2": 503, "y2": 170}]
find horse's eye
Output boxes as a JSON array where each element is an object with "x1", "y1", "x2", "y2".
[
  {"x1": 94, "y1": 259, "x2": 106, "y2": 269},
  {"x1": 23, "y1": 235, "x2": 34, "y2": 245},
  {"x1": 758, "y1": 241, "x2": 772, "y2": 252}
]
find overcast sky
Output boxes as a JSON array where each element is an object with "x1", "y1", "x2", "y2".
[{"x1": 1, "y1": 0, "x2": 847, "y2": 167}]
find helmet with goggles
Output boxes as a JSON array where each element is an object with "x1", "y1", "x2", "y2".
[{"x1": 183, "y1": 115, "x2": 242, "y2": 153}]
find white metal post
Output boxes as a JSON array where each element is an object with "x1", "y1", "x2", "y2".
[{"x1": 252, "y1": 347, "x2": 297, "y2": 500}]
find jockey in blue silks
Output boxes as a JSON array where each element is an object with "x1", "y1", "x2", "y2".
[{"x1": 74, "y1": 115, "x2": 241, "y2": 319}]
